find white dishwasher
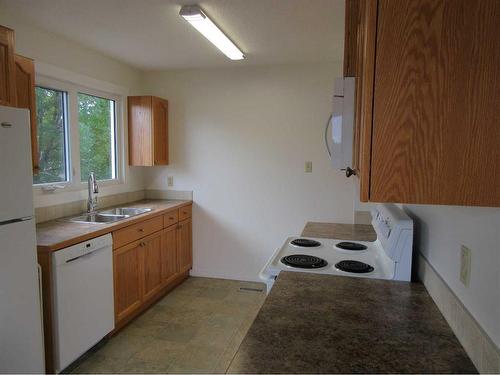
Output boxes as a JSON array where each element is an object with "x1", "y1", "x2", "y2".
[{"x1": 51, "y1": 234, "x2": 114, "y2": 373}]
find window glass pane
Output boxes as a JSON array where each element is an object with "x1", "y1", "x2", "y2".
[
  {"x1": 33, "y1": 87, "x2": 68, "y2": 185},
  {"x1": 78, "y1": 93, "x2": 116, "y2": 181}
]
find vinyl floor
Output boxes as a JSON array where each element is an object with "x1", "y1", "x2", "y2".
[{"x1": 70, "y1": 277, "x2": 266, "y2": 374}]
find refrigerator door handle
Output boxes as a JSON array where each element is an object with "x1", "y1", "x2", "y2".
[{"x1": 0, "y1": 216, "x2": 33, "y2": 226}]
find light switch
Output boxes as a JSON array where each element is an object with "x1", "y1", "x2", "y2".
[
  {"x1": 305, "y1": 161, "x2": 312, "y2": 173},
  {"x1": 167, "y1": 176, "x2": 174, "y2": 187}
]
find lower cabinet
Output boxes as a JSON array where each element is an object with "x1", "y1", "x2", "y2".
[
  {"x1": 177, "y1": 219, "x2": 192, "y2": 274},
  {"x1": 142, "y1": 232, "x2": 163, "y2": 302},
  {"x1": 113, "y1": 206, "x2": 192, "y2": 328},
  {"x1": 113, "y1": 240, "x2": 143, "y2": 323},
  {"x1": 161, "y1": 224, "x2": 178, "y2": 284}
]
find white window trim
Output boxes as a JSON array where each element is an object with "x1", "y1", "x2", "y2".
[{"x1": 33, "y1": 75, "x2": 125, "y2": 193}]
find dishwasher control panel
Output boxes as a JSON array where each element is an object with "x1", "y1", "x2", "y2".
[{"x1": 53, "y1": 234, "x2": 112, "y2": 265}]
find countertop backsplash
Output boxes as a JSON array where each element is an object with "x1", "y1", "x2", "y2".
[{"x1": 34, "y1": 189, "x2": 193, "y2": 223}]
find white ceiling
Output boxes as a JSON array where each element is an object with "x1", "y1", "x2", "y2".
[{"x1": 1, "y1": 0, "x2": 344, "y2": 70}]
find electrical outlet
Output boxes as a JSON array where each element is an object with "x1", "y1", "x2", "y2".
[
  {"x1": 167, "y1": 176, "x2": 174, "y2": 187},
  {"x1": 460, "y1": 245, "x2": 471, "y2": 287},
  {"x1": 305, "y1": 161, "x2": 312, "y2": 173}
]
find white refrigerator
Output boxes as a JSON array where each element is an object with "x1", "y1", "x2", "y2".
[{"x1": 0, "y1": 105, "x2": 45, "y2": 372}]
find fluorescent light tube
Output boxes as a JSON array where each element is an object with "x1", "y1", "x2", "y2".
[{"x1": 180, "y1": 5, "x2": 245, "y2": 60}]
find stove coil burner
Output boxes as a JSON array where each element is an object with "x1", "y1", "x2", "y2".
[
  {"x1": 335, "y1": 242, "x2": 368, "y2": 251},
  {"x1": 335, "y1": 260, "x2": 374, "y2": 273},
  {"x1": 290, "y1": 238, "x2": 322, "y2": 248},
  {"x1": 281, "y1": 254, "x2": 328, "y2": 269}
]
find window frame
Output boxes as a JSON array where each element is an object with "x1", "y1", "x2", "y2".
[
  {"x1": 77, "y1": 90, "x2": 119, "y2": 184},
  {"x1": 32, "y1": 85, "x2": 71, "y2": 186},
  {"x1": 33, "y1": 76, "x2": 124, "y2": 191}
]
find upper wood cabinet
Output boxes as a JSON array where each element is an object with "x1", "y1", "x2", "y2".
[
  {"x1": 0, "y1": 25, "x2": 16, "y2": 107},
  {"x1": 128, "y1": 95, "x2": 169, "y2": 166},
  {"x1": 348, "y1": 0, "x2": 500, "y2": 207},
  {"x1": 15, "y1": 54, "x2": 38, "y2": 172},
  {"x1": 0, "y1": 25, "x2": 39, "y2": 172},
  {"x1": 343, "y1": 0, "x2": 360, "y2": 77}
]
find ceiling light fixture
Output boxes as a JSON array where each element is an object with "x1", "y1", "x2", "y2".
[{"x1": 179, "y1": 5, "x2": 245, "y2": 61}]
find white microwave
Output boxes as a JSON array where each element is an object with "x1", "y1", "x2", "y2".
[{"x1": 325, "y1": 77, "x2": 356, "y2": 177}]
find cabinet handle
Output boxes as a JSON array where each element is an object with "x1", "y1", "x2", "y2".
[
  {"x1": 342, "y1": 167, "x2": 356, "y2": 178},
  {"x1": 138, "y1": 228, "x2": 144, "y2": 232},
  {"x1": 169, "y1": 217, "x2": 174, "y2": 220},
  {"x1": 140, "y1": 242, "x2": 146, "y2": 247}
]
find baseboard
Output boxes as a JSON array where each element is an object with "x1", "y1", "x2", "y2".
[{"x1": 418, "y1": 253, "x2": 500, "y2": 373}]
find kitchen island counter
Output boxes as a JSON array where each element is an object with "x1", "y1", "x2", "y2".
[{"x1": 227, "y1": 271, "x2": 476, "y2": 374}]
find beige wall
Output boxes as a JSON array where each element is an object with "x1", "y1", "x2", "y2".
[
  {"x1": 404, "y1": 204, "x2": 500, "y2": 348},
  {"x1": 0, "y1": 9, "x2": 146, "y2": 207},
  {"x1": 142, "y1": 63, "x2": 355, "y2": 281}
]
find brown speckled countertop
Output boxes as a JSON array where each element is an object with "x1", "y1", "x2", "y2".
[
  {"x1": 228, "y1": 272, "x2": 476, "y2": 374},
  {"x1": 36, "y1": 199, "x2": 191, "y2": 252},
  {"x1": 302, "y1": 222, "x2": 377, "y2": 242}
]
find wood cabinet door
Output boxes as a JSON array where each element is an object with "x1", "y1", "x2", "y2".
[
  {"x1": 369, "y1": 0, "x2": 500, "y2": 206},
  {"x1": 142, "y1": 231, "x2": 163, "y2": 301},
  {"x1": 113, "y1": 242, "x2": 143, "y2": 323},
  {"x1": 177, "y1": 218, "x2": 192, "y2": 274},
  {"x1": 0, "y1": 25, "x2": 16, "y2": 107},
  {"x1": 353, "y1": 0, "x2": 378, "y2": 202},
  {"x1": 161, "y1": 225, "x2": 177, "y2": 284},
  {"x1": 15, "y1": 54, "x2": 38, "y2": 173},
  {"x1": 128, "y1": 96, "x2": 153, "y2": 166},
  {"x1": 152, "y1": 97, "x2": 168, "y2": 165}
]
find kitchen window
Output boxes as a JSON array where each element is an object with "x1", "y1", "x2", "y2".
[
  {"x1": 78, "y1": 93, "x2": 117, "y2": 182},
  {"x1": 33, "y1": 78, "x2": 122, "y2": 188},
  {"x1": 33, "y1": 87, "x2": 69, "y2": 185}
]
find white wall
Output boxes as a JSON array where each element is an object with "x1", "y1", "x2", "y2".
[
  {"x1": 142, "y1": 63, "x2": 355, "y2": 282},
  {"x1": 403, "y1": 204, "x2": 500, "y2": 347},
  {"x1": 0, "y1": 8, "x2": 146, "y2": 207}
]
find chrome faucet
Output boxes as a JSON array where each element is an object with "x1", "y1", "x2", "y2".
[{"x1": 87, "y1": 172, "x2": 99, "y2": 213}]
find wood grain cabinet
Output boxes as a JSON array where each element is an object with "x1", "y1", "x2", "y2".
[
  {"x1": 347, "y1": 0, "x2": 500, "y2": 207},
  {"x1": 141, "y1": 232, "x2": 164, "y2": 302},
  {"x1": 161, "y1": 223, "x2": 178, "y2": 284},
  {"x1": 15, "y1": 54, "x2": 38, "y2": 172},
  {"x1": 128, "y1": 96, "x2": 169, "y2": 166},
  {"x1": 112, "y1": 204, "x2": 193, "y2": 328},
  {"x1": 177, "y1": 218, "x2": 192, "y2": 274},
  {"x1": 0, "y1": 25, "x2": 39, "y2": 172},
  {"x1": 113, "y1": 240, "x2": 143, "y2": 323},
  {"x1": 0, "y1": 25, "x2": 16, "y2": 107}
]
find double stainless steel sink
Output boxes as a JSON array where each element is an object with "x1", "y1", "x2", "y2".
[{"x1": 66, "y1": 207, "x2": 153, "y2": 224}]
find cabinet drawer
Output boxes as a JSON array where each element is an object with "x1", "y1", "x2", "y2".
[
  {"x1": 178, "y1": 205, "x2": 192, "y2": 221},
  {"x1": 163, "y1": 210, "x2": 178, "y2": 228},
  {"x1": 113, "y1": 216, "x2": 163, "y2": 249}
]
